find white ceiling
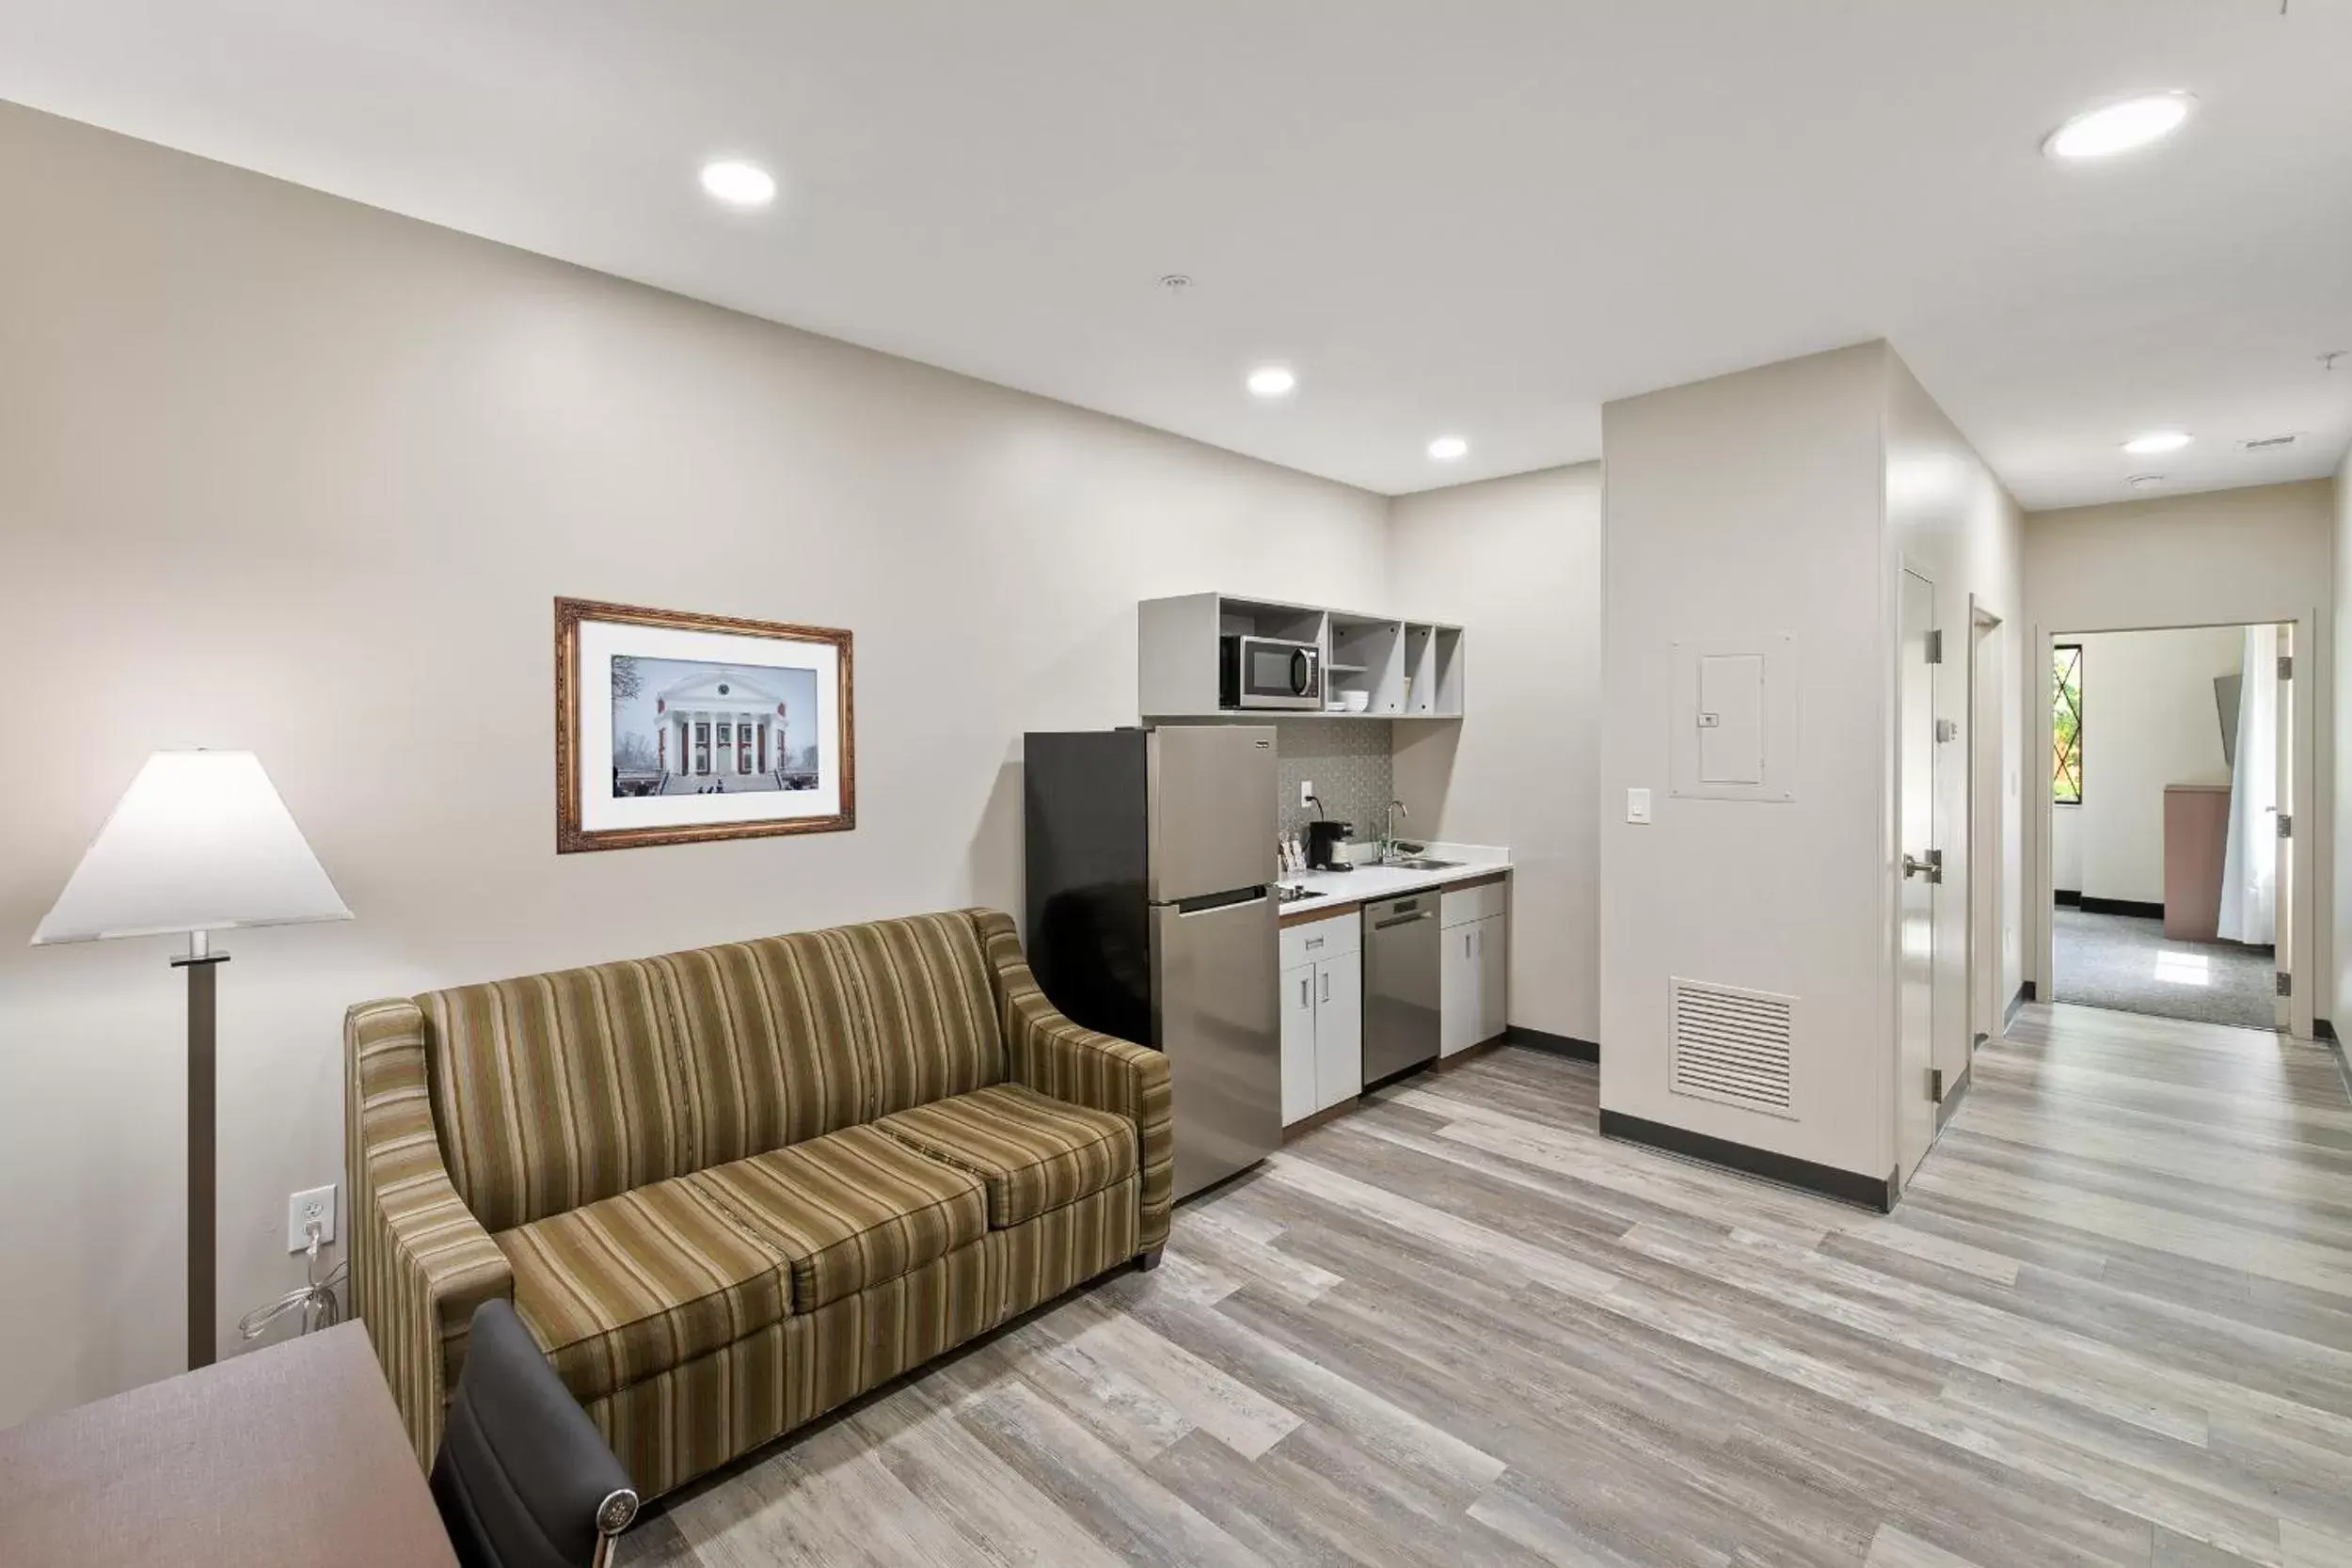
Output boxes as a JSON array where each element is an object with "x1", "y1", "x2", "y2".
[{"x1": 4, "y1": 1, "x2": 2348, "y2": 507}]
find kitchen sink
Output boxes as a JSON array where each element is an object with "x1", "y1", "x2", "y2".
[{"x1": 1387, "y1": 857, "x2": 1461, "y2": 871}]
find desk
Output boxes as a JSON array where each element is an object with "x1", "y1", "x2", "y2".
[{"x1": 0, "y1": 1322, "x2": 456, "y2": 1568}]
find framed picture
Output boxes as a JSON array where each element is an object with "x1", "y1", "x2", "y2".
[{"x1": 555, "y1": 597, "x2": 854, "y2": 853}]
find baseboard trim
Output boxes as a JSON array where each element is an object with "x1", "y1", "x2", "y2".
[
  {"x1": 2053, "y1": 889, "x2": 2083, "y2": 908},
  {"x1": 1502, "y1": 1024, "x2": 1599, "y2": 1062},
  {"x1": 2313, "y1": 1022, "x2": 2352, "y2": 1105},
  {"x1": 1934, "y1": 1062, "x2": 1973, "y2": 1132},
  {"x1": 1279, "y1": 1100, "x2": 1359, "y2": 1142},
  {"x1": 2004, "y1": 982, "x2": 2033, "y2": 1028},
  {"x1": 1597, "y1": 1109, "x2": 1895, "y2": 1213},
  {"x1": 2077, "y1": 895, "x2": 2165, "y2": 920}
]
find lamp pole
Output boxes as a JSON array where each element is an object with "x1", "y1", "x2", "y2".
[{"x1": 169, "y1": 930, "x2": 230, "y2": 1368}]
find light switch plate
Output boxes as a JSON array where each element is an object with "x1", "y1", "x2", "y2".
[
  {"x1": 1627, "y1": 788, "x2": 1653, "y2": 825},
  {"x1": 288, "y1": 1183, "x2": 336, "y2": 1253},
  {"x1": 1300, "y1": 780, "x2": 1315, "y2": 808}
]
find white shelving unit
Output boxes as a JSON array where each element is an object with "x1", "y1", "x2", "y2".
[{"x1": 1137, "y1": 592, "x2": 1465, "y2": 721}]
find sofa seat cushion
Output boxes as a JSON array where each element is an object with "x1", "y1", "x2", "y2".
[
  {"x1": 876, "y1": 1084, "x2": 1136, "y2": 1228},
  {"x1": 688, "y1": 1124, "x2": 988, "y2": 1312},
  {"x1": 498, "y1": 1176, "x2": 787, "y2": 1405}
]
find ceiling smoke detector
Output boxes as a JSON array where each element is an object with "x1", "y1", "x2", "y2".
[
  {"x1": 2238, "y1": 434, "x2": 2300, "y2": 451},
  {"x1": 2127, "y1": 474, "x2": 2169, "y2": 491},
  {"x1": 1158, "y1": 273, "x2": 1193, "y2": 293}
]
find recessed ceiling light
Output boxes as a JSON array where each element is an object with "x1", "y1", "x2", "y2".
[
  {"x1": 1247, "y1": 366, "x2": 1296, "y2": 399},
  {"x1": 2128, "y1": 474, "x2": 2169, "y2": 491},
  {"x1": 699, "y1": 159, "x2": 776, "y2": 208},
  {"x1": 2123, "y1": 431, "x2": 2193, "y2": 455},
  {"x1": 1427, "y1": 436, "x2": 1469, "y2": 461},
  {"x1": 2042, "y1": 93, "x2": 2195, "y2": 161}
]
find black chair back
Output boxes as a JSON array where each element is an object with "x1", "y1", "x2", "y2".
[{"x1": 429, "y1": 1299, "x2": 638, "y2": 1568}]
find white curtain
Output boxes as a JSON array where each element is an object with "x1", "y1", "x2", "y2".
[{"x1": 2217, "y1": 624, "x2": 2278, "y2": 945}]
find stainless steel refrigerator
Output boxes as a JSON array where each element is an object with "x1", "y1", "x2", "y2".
[{"x1": 1024, "y1": 725, "x2": 1279, "y2": 1200}]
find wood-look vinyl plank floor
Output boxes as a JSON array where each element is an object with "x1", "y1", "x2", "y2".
[{"x1": 621, "y1": 1004, "x2": 2352, "y2": 1567}]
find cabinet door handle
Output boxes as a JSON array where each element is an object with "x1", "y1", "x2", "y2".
[
  {"x1": 1319, "y1": 972, "x2": 1329, "y2": 1004},
  {"x1": 1299, "y1": 976, "x2": 1311, "y2": 1008},
  {"x1": 1465, "y1": 932, "x2": 1473, "y2": 959}
]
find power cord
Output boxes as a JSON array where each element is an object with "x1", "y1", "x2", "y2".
[{"x1": 237, "y1": 1217, "x2": 348, "y2": 1342}]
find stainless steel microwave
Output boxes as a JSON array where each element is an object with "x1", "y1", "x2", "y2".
[{"x1": 1219, "y1": 634, "x2": 1322, "y2": 710}]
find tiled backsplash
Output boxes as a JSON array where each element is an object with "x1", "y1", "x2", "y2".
[{"x1": 1275, "y1": 719, "x2": 1394, "y2": 849}]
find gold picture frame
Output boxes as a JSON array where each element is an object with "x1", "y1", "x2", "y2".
[{"x1": 554, "y1": 597, "x2": 855, "y2": 853}]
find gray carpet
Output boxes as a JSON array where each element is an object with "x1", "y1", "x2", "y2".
[{"x1": 2051, "y1": 906, "x2": 2274, "y2": 1029}]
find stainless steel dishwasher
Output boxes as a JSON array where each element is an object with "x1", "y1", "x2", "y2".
[{"x1": 1362, "y1": 892, "x2": 1440, "y2": 1085}]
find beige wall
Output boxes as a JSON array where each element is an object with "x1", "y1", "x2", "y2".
[
  {"x1": 2024, "y1": 480, "x2": 2335, "y2": 1026},
  {"x1": 1598, "y1": 344, "x2": 1894, "y2": 1180},
  {"x1": 1389, "y1": 465, "x2": 1603, "y2": 1043},
  {"x1": 2338, "y1": 446, "x2": 2352, "y2": 1034},
  {"x1": 1597, "y1": 342, "x2": 2024, "y2": 1187},
  {"x1": 1883, "y1": 352, "x2": 2027, "y2": 1132},
  {"x1": 0, "y1": 103, "x2": 1394, "y2": 1423}
]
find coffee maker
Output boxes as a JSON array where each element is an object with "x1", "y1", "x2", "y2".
[{"x1": 1306, "y1": 818, "x2": 1355, "y2": 871}]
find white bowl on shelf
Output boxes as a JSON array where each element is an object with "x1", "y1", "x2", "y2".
[{"x1": 1340, "y1": 690, "x2": 1372, "y2": 713}]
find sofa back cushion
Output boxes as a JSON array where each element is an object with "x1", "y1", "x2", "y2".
[
  {"x1": 656, "y1": 910, "x2": 1007, "y2": 1166},
  {"x1": 421, "y1": 911, "x2": 1007, "y2": 1231},
  {"x1": 421, "y1": 958, "x2": 688, "y2": 1233},
  {"x1": 838, "y1": 911, "x2": 1005, "y2": 1118},
  {"x1": 654, "y1": 927, "x2": 878, "y2": 1169}
]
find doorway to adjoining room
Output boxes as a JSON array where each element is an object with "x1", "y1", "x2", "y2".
[{"x1": 2048, "y1": 624, "x2": 2283, "y2": 1031}]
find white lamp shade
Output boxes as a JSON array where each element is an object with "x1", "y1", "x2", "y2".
[{"x1": 32, "y1": 751, "x2": 353, "y2": 944}]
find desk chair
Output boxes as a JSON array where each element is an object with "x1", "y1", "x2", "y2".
[{"x1": 429, "y1": 1300, "x2": 638, "y2": 1568}]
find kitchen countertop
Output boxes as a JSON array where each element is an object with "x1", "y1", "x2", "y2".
[{"x1": 1277, "y1": 842, "x2": 1510, "y2": 919}]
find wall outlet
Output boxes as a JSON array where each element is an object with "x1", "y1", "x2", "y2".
[
  {"x1": 1627, "y1": 787, "x2": 1653, "y2": 825},
  {"x1": 1300, "y1": 780, "x2": 1315, "y2": 808},
  {"x1": 288, "y1": 1184, "x2": 336, "y2": 1253}
]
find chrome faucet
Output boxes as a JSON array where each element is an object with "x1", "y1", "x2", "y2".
[{"x1": 1382, "y1": 799, "x2": 1408, "y2": 863}]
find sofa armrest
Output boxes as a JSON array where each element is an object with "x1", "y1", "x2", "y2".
[
  {"x1": 344, "y1": 998, "x2": 515, "y2": 1468},
  {"x1": 971, "y1": 911, "x2": 1173, "y2": 1252}
]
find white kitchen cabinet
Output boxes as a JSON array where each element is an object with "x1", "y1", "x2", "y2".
[
  {"x1": 1477, "y1": 911, "x2": 1509, "y2": 1045},
  {"x1": 1279, "y1": 911, "x2": 1364, "y2": 1125},
  {"x1": 1440, "y1": 893, "x2": 1510, "y2": 1057},
  {"x1": 1312, "y1": 949, "x2": 1363, "y2": 1111},
  {"x1": 1440, "y1": 919, "x2": 1481, "y2": 1057},
  {"x1": 1280, "y1": 961, "x2": 1319, "y2": 1125}
]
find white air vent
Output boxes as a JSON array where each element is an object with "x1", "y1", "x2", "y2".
[
  {"x1": 2239, "y1": 434, "x2": 2300, "y2": 451},
  {"x1": 1669, "y1": 978, "x2": 1796, "y2": 1118}
]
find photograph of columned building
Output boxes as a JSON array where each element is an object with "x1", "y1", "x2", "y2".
[{"x1": 610, "y1": 655, "x2": 820, "y2": 797}]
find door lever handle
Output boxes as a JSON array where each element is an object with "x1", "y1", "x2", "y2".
[{"x1": 1902, "y1": 850, "x2": 1943, "y2": 884}]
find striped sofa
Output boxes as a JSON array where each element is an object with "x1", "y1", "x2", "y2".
[{"x1": 343, "y1": 909, "x2": 1171, "y2": 1497}]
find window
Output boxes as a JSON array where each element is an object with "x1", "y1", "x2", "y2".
[{"x1": 2052, "y1": 641, "x2": 2083, "y2": 804}]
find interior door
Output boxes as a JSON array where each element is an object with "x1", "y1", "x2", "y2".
[
  {"x1": 1897, "y1": 569, "x2": 1940, "y2": 1181},
  {"x1": 2275, "y1": 623, "x2": 2295, "y2": 1033}
]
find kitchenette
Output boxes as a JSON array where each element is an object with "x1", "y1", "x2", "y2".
[
  {"x1": 1023, "y1": 590, "x2": 1502, "y2": 1202},
  {"x1": 1277, "y1": 846, "x2": 1511, "y2": 1129}
]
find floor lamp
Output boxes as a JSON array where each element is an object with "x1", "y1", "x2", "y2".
[{"x1": 33, "y1": 750, "x2": 352, "y2": 1370}]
